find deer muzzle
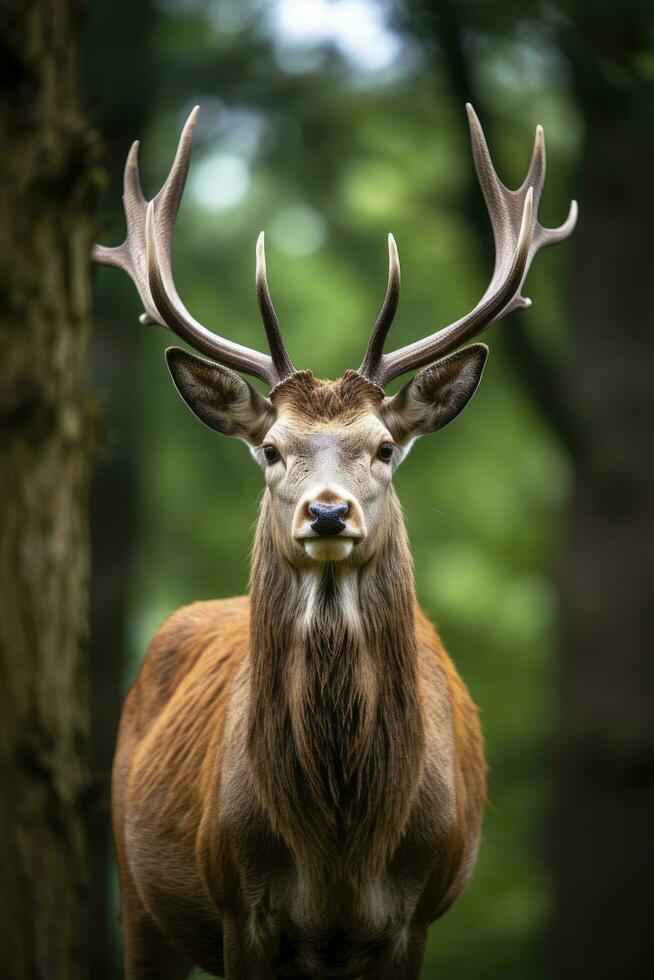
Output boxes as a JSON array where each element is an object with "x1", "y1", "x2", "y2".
[{"x1": 293, "y1": 489, "x2": 366, "y2": 562}]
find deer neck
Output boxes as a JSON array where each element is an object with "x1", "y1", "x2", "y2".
[{"x1": 247, "y1": 491, "x2": 424, "y2": 887}]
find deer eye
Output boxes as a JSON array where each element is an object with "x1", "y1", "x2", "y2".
[
  {"x1": 377, "y1": 442, "x2": 395, "y2": 462},
  {"x1": 263, "y1": 445, "x2": 280, "y2": 464}
]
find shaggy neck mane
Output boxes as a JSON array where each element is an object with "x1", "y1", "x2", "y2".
[{"x1": 247, "y1": 492, "x2": 424, "y2": 889}]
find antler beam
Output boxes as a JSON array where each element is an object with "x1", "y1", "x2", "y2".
[
  {"x1": 93, "y1": 107, "x2": 295, "y2": 388},
  {"x1": 359, "y1": 104, "x2": 577, "y2": 387}
]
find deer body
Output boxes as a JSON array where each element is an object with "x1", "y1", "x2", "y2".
[
  {"x1": 115, "y1": 586, "x2": 484, "y2": 978},
  {"x1": 114, "y1": 472, "x2": 484, "y2": 980},
  {"x1": 96, "y1": 106, "x2": 575, "y2": 978}
]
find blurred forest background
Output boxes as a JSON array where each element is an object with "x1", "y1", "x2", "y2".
[{"x1": 1, "y1": 0, "x2": 652, "y2": 978}]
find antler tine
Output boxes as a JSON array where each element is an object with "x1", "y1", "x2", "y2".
[
  {"x1": 93, "y1": 107, "x2": 294, "y2": 388},
  {"x1": 153, "y1": 105, "x2": 198, "y2": 228},
  {"x1": 362, "y1": 105, "x2": 577, "y2": 387},
  {"x1": 522, "y1": 122, "x2": 546, "y2": 202},
  {"x1": 256, "y1": 232, "x2": 295, "y2": 381},
  {"x1": 92, "y1": 108, "x2": 199, "y2": 327},
  {"x1": 92, "y1": 139, "x2": 163, "y2": 325},
  {"x1": 358, "y1": 234, "x2": 401, "y2": 384}
]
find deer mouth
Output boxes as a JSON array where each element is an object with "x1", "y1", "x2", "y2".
[{"x1": 301, "y1": 537, "x2": 356, "y2": 562}]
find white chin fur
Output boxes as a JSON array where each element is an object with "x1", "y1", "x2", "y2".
[{"x1": 303, "y1": 538, "x2": 354, "y2": 562}]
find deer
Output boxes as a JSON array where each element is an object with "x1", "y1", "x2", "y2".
[{"x1": 93, "y1": 104, "x2": 576, "y2": 980}]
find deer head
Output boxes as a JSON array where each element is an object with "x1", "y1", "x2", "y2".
[{"x1": 93, "y1": 105, "x2": 576, "y2": 568}]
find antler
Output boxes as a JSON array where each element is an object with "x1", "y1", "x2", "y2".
[
  {"x1": 93, "y1": 107, "x2": 295, "y2": 388},
  {"x1": 359, "y1": 104, "x2": 578, "y2": 387},
  {"x1": 359, "y1": 234, "x2": 401, "y2": 383}
]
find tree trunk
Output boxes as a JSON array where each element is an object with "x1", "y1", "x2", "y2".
[
  {"x1": 554, "y1": 3, "x2": 654, "y2": 977},
  {"x1": 0, "y1": 1, "x2": 96, "y2": 977}
]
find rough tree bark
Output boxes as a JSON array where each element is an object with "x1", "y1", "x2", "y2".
[
  {"x1": 555, "y1": 3, "x2": 654, "y2": 977},
  {"x1": 0, "y1": 1, "x2": 96, "y2": 977}
]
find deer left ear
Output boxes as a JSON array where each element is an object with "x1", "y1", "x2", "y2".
[{"x1": 381, "y1": 344, "x2": 488, "y2": 442}]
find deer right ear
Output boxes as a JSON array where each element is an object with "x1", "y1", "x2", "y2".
[{"x1": 165, "y1": 347, "x2": 274, "y2": 444}]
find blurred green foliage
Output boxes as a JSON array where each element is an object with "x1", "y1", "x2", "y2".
[{"x1": 87, "y1": 1, "x2": 582, "y2": 976}]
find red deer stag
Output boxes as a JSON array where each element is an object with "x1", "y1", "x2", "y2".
[{"x1": 94, "y1": 105, "x2": 576, "y2": 979}]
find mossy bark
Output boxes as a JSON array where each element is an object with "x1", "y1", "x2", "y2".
[{"x1": 0, "y1": 1, "x2": 97, "y2": 976}]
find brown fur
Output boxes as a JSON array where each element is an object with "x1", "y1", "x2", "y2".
[
  {"x1": 271, "y1": 370, "x2": 384, "y2": 422},
  {"x1": 113, "y1": 377, "x2": 487, "y2": 980}
]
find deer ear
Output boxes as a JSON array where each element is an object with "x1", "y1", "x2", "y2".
[
  {"x1": 165, "y1": 347, "x2": 274, "y2": 444},
  {"x1": 381, "y1": 344, "x2": 488, "y2": 442}
]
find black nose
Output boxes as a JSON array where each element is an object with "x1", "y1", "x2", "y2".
[{"x1": 309, "y1": 502, "x2": 348, "y2": 537}]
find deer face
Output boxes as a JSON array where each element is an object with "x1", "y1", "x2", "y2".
[
  {"x1": 256, "y1": 373, "x2": 398, "y2": 566},
  {"x1": 166, "y1": 349, "x2": 488, "y2": 568}
]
